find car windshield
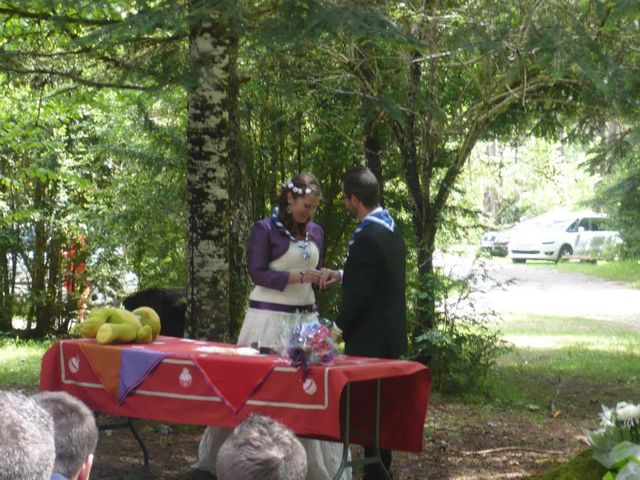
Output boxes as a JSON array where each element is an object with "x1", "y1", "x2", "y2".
[
  {"x1": 515, "y1": 214, "x2": 569, "y2": 231},
  {"x1": 542, "y1": 218, "x2": 575, "y2": 231}
]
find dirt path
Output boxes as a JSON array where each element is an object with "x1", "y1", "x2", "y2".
[{"x1": 438, "y1": 254, "x2": 640, "y2": 328}]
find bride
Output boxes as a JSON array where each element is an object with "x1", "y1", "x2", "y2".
[{"x1": 193, "y1": 172, "x2": 350, "y2": 480}]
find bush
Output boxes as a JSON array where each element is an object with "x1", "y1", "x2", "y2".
[
  {"x1": 413, "y1": 319, "x2": 511, "y2": 393},
  {"x1": 409, "y1": 257, "x2": 512, "y2": 393}
]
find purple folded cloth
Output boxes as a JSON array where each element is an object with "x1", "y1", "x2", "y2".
[{"x1": 118, "y1": 348, "x2": 167, "y2": 403}]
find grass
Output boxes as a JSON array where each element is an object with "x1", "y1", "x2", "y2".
[
  {"x1": 0, "y1": 336, "x2": 54, "y2": 388},
  {"x1": 532, "y1": 258, "x2": 640, "y2": 289},
  {"x1": 485, "y1": 313, "x2": 640, "y2": 414}
]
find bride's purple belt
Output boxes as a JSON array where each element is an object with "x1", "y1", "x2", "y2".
[{"x1": 249, "y1": 300, "x2": 317, "y2": 313}]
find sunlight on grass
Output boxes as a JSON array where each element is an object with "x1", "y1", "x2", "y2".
[
  {"x1": 532, "y1": 259, "x2": 640, "y2": 289},
  {"x1": 487, "y1": 313, "x2": 640, "y2": 410},
  {"x1": 504, "y1": 334, "x2": 638, "y2": 352},
  {"x1": 0, "y1": 337, "x2": 53, "y2": 387},
  {"x1": 492, "y1": 313, "x2": 640, "y2": 353}
]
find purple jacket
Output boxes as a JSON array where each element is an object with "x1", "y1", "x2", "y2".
[{"x1": 247, "y1": 218, "x2": 324, "y2": 292}]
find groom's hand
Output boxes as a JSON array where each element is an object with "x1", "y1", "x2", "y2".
[{"x1": 319, "y1": 268, "x2": 340, "y2": 289}]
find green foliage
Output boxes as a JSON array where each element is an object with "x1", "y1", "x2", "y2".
[
  {"x1": 465, "y1": 138, "x2": 600, "y2": 231},
  {"x1": 1, "y1": 0, "x2": 639, "y2": 341},
  {"x1": 593, "y1": 160, "x2": 640, "y2": 258},
  {"x1": 0, "y1": 335, "x2": 54, "y2": 387},
  {"x1": 408, "y1": 261, "x2": 513, "y2": 393},
  {"x1": 83, "y1": 88, "x2": 188, "y2": 292},
  {"x1": 530, "y1": 449, "x2": 607, "y2": 480},
  {"x1": 413, "y1": 320, "x2": 512, "y2": 394}
]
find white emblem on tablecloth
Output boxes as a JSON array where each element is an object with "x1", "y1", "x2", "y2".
[
  {"x1": 302, "y1": 378, "x2": 317, "y2": 395},
  {"x1": 68, "y1": 355, "x2": 80, "y2": 374},
  {"x1": 179, "y1": 367, "x2": 192, "y2": 388}
]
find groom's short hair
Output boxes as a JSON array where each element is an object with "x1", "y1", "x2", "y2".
[
  {"x1": 216, "y1": 414, "x2": 307, "y2": 480},
  {"x1": 343, "y1": 166, "x2": 379, "y2": 208}
]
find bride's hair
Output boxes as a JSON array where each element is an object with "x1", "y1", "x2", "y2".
[{"x1": 277, "y1": 173, "x2": 322, "y2": 236}]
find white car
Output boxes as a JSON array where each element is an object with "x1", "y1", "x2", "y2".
[
  {"x1": 508, "y1": 212, "x2": 622, "y2": 263},
  {"x1": 481, "y1": 229, "x2": 514, "y2": 257},
  {"x1": 481, "y1": 216, "x2": 550, "y2": 257}
]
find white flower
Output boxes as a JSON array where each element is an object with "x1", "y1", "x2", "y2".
[
  {"x1": 615, "y1": 403, "x2": 640, "y2": 428},
  {"x1": 599, "y1": 405, "x2": 616, "y2": 428},
  {"x1": 283, "y1": 181, "x2": 312, "y2": 196}
]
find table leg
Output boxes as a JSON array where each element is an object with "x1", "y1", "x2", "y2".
[
  {"x1": 127, "y1": 417, "x2": 150, "y2": 468},
  {"x1": 97, "y1": 415, "x2": 150, "y2": 468},
  {"x1": 333, "y1": 384, "x2": 351, "y2": 480},
  {"x1": 332, "y1": 379, "x2": 393, "y2": 480}
]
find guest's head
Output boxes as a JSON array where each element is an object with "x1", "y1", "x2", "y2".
[
  {"x1": 277, "y1": 173, "x2": 322, "y2": 234},
  {"x1": 342, "y1": 166, "x2": 380, "y2": 218},
  {"x1": 216, "y1": 414, "x2": 307, "y2": 480},
  {"x1": 33, "y1": 391, "x2": 98, "y2": 480},
  {"x1": 0, "y1": 390, "x2": 55, "y2": 480}
]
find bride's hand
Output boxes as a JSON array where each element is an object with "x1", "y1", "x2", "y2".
[
  {"x1": 303, "y1": 269, "x2": 323, "y2": 285},
  {"x1": 319, "y1": 268, "x2": 340, "y2": 289}
]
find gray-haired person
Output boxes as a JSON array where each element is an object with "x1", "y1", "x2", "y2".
[
  {"x1": 0, "y1": 390, "x2": 56, "y2": 480},
  {"x1": 216, "y1": 414, "x2": 307, "y2": 480},
  {"x1": 33, "y1": 391, "x2": 99, "y2": 480}
]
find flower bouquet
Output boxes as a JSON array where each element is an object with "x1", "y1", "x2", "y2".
[
  {"x1": 284, "y1": 317, "x2": 338, "y2": 379},
  {"x1": 584, "y1": 402, "x2": 640, "y2": 479}
]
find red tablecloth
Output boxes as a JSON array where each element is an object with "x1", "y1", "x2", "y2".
[{"x1": 40, "y1": 337, "x2": 431, "y2": 452}]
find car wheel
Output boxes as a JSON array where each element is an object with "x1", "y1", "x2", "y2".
[
  {"x1": 556, "y1": 245, "x2": 572, "y2": 263},
  {"x1": 512, "y1": 258, "x2": 526, "y2": 264}
]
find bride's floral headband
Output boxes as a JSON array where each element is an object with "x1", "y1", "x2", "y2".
[{"x1": 284, "y1": 181, "x2": 312, "y2": 195}]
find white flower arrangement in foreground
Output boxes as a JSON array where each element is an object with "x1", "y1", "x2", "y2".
[{"x1": 584, "y1": 402, "x2": 640, "y2": 480}]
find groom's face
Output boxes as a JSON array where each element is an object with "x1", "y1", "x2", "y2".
[{"x1": 341, "y1": 187, "x2": 359, "y2": 219}]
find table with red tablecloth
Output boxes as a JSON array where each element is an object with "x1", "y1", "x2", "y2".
[{"x1": 40, "y1": 336, "x2": 431, "y2": 454}]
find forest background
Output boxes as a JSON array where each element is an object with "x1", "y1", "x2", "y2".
[{"x1": 0, "y1": 1, "x2": 638, "y2": 382}]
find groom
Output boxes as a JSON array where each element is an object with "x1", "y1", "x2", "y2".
[{"x1": 321, "y1": 166, "x2": 407, "y2": 479}]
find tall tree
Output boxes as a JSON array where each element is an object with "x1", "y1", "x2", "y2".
[
  {"x1": 185, "y1": 2, "x2": 236, "y2": 341},
  {"x1": 378, "y1": 0, "x2": 638, "y2": 332}
]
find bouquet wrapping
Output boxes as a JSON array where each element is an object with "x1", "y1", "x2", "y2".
[
  {"x1": 584, "y1": 402, "x2": 640, "y2": 479},
  {"x1": 282, "y1": 315, "x2": 338, "y2": 379}
]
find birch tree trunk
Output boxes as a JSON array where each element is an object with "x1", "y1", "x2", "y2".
[{"x1": 185, "y1": 5, "x2": 233, "y2": 341}]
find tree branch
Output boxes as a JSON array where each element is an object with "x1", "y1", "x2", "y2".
[
  {"x1": 0, "y1": 6, "x2": 118, "y2": 26},
  {"x1": 3, "y1": 67, "x2": 150, "y2": 91}
]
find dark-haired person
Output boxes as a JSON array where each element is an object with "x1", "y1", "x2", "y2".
[
  {"x1": 33, "y1": 391, "x2": 98, "y2": 480},
  {"x1": 320, "y1": 166, "x2": 407, "y2": 480},
  {"x1": 0, "y1": 390, "x2": 56, "y2": 480},
  {"x1": 195, "y1": 173, "x2": 350, "y2": 480}
]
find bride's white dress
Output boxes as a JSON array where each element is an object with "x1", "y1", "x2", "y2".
[{"x1": 193, "y1": 241, "x2": 351, "y2": 479}]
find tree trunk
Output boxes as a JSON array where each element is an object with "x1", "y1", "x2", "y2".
[
  {"x1": 46, "y1": 233, "x2": 62, "y2": 332},
  {"x1": 0, "y1": 244, "x2": 12, "y2": 331},
  {"x1": 354, "y1": 43, "x2": 385, "y2": 204},
  {"x1": 227, "y1": 26, "x2": 249, "y2": 341},
  {"x1": 392, "y1": 47, "x2": 437, "y2": 333},
  {"x1": 32, "y1": 213, "x2": 48, "y2": 335},
  {"x1": 185, "y1": 4, "x2": 233, "y2": 341}
]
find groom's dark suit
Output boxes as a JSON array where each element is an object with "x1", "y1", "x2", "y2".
[
  {"x1": 336, "y1": 222, "x2": 407, "y2": 359},
  {"x1": 335, "y1": 221, "x2": 406, "y2": 480}
]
